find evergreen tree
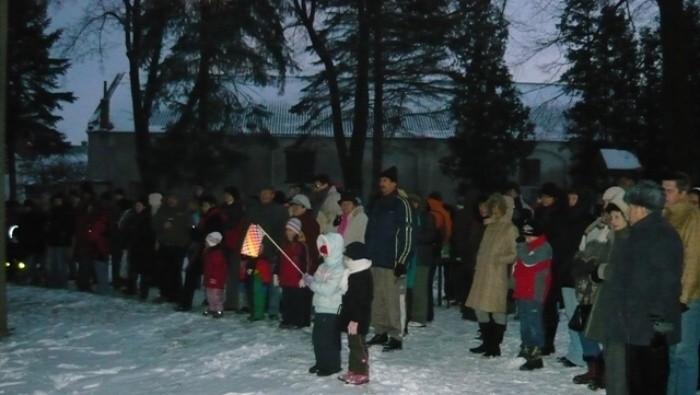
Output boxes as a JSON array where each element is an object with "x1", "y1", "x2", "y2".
[
  {"x1": 153, "y1": 0, "x2": 290, "y2": 187},
  {"x1": 558, "y1": 1, "x2": 641, "y2": 187},
  {"x1": 291, "y1": 0, "x2": 452, "y2": 191},
  {"x1": 6, "y1": 0, "x2": 75, "y2": 199},
  {"x1": 441, "y1": 0, "x2": 534, "y2": 192},
  {"x1": 636, "y1": 26, "x2": 665, "y2": 180}
]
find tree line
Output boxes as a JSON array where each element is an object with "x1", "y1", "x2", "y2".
[{"x1": 6, "y1": 0, "x2": 700, "y2": 199}]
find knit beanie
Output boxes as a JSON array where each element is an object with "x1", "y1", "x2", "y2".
[{"x1": 286, "y1": 218, "x2": 302, "y2": 234}]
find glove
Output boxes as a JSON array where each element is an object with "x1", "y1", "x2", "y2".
[
  {"x1": 302, "y1": 273, "x2": 315, "y2": 287},
  {"x1": 394, "y1": 264, "x2": 406, "y2": 278},
  {"x1": 298, "y1": 278, "x2": 306, "y2": 288},
  {"x1": 273, "y1": 274, "x2": 279, "y2": 287},
  {"x1": 348, "y1": 321, "x2": 358, "y2": 335},
  {"x1": 651, "y1": 316, "x2": 674, "y2": 334}
]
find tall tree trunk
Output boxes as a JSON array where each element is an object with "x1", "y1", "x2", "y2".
[
  {"x1": 124, "y1": 0, "x2": 154, "y2": 191},
  {"x1": 657, "y1": 0, "x2": 696, "y2": 179},
  {"x1": 370, "y1": 0, "x2": 384, "y2": 189},
  {"x1": 0, "y1": 0, "x2": 9, "y2": 337},
  {"x1": 348, "y1": 0, "x2": 370, "y2": 192},
  {"x1": 292, "y1": 0, "x2": 350, "y2": 185},
  {"x1": 5, "y1": 129, "x2": 16, "y2": 201}
]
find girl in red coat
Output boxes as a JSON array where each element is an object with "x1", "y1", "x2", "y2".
[
  {"x1": 278, "y1": 218, "x2": 311, "y2": 329},
  {"x1": 203, "y1": 232, "x2": 227, "y2": 318}
]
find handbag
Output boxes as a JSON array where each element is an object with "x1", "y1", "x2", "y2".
[{"x1": 568, "y1": 303, "x2": 592, "y2": 332}]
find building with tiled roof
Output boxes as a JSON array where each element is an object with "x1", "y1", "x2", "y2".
[{"x1": 86, "y1": 75, "x2": 575, "y2": 201}]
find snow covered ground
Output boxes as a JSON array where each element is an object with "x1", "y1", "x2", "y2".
[{"x1": 2, "y1": 285, "x2": 598, "y2": 395}]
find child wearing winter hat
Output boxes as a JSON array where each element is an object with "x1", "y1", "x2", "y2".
[
  {"x1": 203, "y1": 231, "x2": 227, "y2": 318},
  {"x1": 511, "y1": 224, "x2": 552, "y2": 371},
  {"x1": 337, "y1": 242, "x2": 373, "y2": 385},
  {"x1": 278, "y1": 218, "x2": 311, "y2": 329},
  {"x1": 303, "y1": 233, "x2": 345, "y2": 377}
]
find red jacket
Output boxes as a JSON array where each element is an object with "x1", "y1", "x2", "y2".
[
  {"x1": 512, "y1": 235, "x2": 552, "y2": 303},
  {"x1": 203, "y1": 246, "x2": 228, "y2": 289},
  {"x1": 278, "y1": 241, "x2": 307, "y2": 287},
  {"x1": 239, "y1": 257, "x2": 272, "y2": 284}
]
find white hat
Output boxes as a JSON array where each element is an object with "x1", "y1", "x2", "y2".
[
  {"x1": 205, "y1": 232, "x2": 223, "y2": 247},
  {"x1": 602, "y1": 186, "x2": 625, "y2": 202},
  {"x1": 291, "y1": 194, "x2": 312, "y2": 209},
  {"x1": 607, "y1": 195, "x2": 630, "y2": 220}
]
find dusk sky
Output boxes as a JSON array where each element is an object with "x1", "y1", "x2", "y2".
[{"x1": 48, "y1": 0, "x2": 565, "y2": 145}]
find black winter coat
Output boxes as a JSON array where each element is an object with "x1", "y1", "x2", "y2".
[
  {"x1": 604, "y1": 212, "x2": 683, "y2": 346},
  {"x1": 339, "y1": 268, "x2": 373, "y2": 335}
]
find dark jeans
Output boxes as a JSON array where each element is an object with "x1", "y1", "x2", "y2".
[
  {"x1": 280, "y1": 286, "x2": 311, "y2": 327},
  {"x1": 312, "y1": 313, "x2": 341, "y2": 372},
  {"x1": 517, "y1": 299, "x2": 544, "y2": 347},
  {"x1": 627, "y1": 339, "x2": 670, "y2": 395},
  {"x1": 543, "y1": 283, "x2": 562, "y2": 350},
  {"x1": 158, "y1": 245, "x2": 186, "y2": 302},
  {"x1": 179, "y1": 256, "x2": 202, "y2": 309},
  {"x1": 109, "y1": 248, "x2": 124, "y2": 289},
  {"x1": 45, "y1": 246, "x2": 70, "y2": 288}
]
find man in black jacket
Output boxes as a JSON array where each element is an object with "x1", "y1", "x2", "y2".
[
  {"x1": 365, "y1": 166, "x2": 414, "y2": 351},
  {"x1": 604, "y1": 180, "x2": 683, "y2": 394}
]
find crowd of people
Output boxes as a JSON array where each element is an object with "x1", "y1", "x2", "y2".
[{"x1": 4, "y1": 168, "x2": 700, "y2": 392}]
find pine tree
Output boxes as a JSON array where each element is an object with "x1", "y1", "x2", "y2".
[
  {"x1": 291, "y1": 0, "x2": 452, "y2": 191},
  {"x1": 153, "y1": 0, "x2": 290, "y2": 187},
  {"x1": 558, "y1": 0, "x2": 641, "y2": 187},
  {"x1": 636, "y1": 26, "x2": 665, "y2": 180},
  {"x1": 6, "y1": 0, "x2": 75, "y2": 199},
  {"x1": 441, "y1": 0, "x2": 534, "y2": 192}
]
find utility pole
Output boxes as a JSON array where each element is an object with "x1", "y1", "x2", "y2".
[{"x1": 1, "y1": 0, "x2": 10, "y2": 337}]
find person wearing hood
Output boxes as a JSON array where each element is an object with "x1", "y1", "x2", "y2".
[
  {"x1": 303, "y1": 233, "x2": 345, "y2": 377},
  {"x1": 465, "y1": 193, "x2": 518, "y2": 357},
  {"x1": 202, "y1": 231, "x2": 226, "y2": 318},
  {"x1": 338, "y1": 242, "x2": 373, "y2": 385},
  {"x1": 312, "y1": 174, "x2": 342, "y2": 234},
  {"x1": 512, "y1": 223, "x2": 552, "y2": 371}
]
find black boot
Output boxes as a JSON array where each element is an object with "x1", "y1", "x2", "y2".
[
  {"x1": 520, "y1": 346, "x2": 544, "y2": 371},
  {"x1": 469, "y1": 322, "x2": 490, "y2": 354},
  {"x1": 483, "y1": 323, "x2": 504, "y2": 357},
  {"x1": 573, "y1": 356, "x2": 597, "y2": 385},
  {"x1": 382, "y1": 337, "x2": 403, "y2": 352},
  {"x1": 587, "y1": 354, "x2": 605, "y2": 390},
  {"x1": 367, "y1": 333, "x2": 389, "y2": 346}
]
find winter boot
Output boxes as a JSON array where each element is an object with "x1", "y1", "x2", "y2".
[
  {"x1": 367, "y1": 333, "x2": 389, "y2": 346},
  {"x1": 382, "y1": 337, "x2": 403, "y2": 351},
  {"x1": 573, "y1": 355, "x2": 597, "y2": 385},
  {"x1": 345, "y1": 372, "x2": 370, "y2": 385},
  {"x1": 483, "y1": 323, "x2": 505, "y2": 357},
  {"x1": 469, "y1": 322, "x2": 491, "y2": 354},
  {"x1": 587, "y1": 354, "x2": 605, "y2": 390},
  {"x1": 519, "y1": 346, "x2": 544, "y2": 371}
]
